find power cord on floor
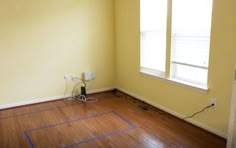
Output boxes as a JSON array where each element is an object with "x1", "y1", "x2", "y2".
[
  {"x1": 71, "y1": 78, "x2": 98, "y2": 103},
  {"x1": 183, "y1": 104, "x2": 214, "y2": 120}
]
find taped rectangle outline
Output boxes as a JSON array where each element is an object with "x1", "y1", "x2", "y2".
[{"x1": 24, "y1": 111, "x2": 137, "y2": 148}]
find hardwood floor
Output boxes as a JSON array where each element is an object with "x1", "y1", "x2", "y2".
[{"x1": 0, "y1": 91, "x2": 226, "y2": 148}]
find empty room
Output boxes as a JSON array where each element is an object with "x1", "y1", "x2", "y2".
[{"x1": 0, "y1": 0, "x2": 236, "y2": 147}]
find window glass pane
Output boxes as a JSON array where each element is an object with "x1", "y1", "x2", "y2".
[
  {"x1": 141, "y1": 0, "x2": 167, "y2": 32},
  {"x1": 140, "y1": 0, "x2": 167, "y2": 72},
  {"x1": 172, "y1": 63, "x2": 208, "y2": 85},
  {"x1": 172, "y1": 34, "x2": 210, "y2": 67},
  {"x1": 171, "y1": 0, "x2": 212, "y2": 67},
  {"x1": 141, "y1": 32, "x2": 166, "y2": 72},
  {"x1": 172, "y1": 0, "x2": 212, "y2": 34},
  {"x1": 171, "y1": 0, "x2": 213, "y2": 85}
]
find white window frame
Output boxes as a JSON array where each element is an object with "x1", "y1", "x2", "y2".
[{"x1": 140, "y1": 0, "x2": 213, "y2": 91}]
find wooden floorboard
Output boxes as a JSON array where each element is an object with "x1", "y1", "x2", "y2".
[{"x1": 0, "y1": 92, "x2": 226, "y2": 148}]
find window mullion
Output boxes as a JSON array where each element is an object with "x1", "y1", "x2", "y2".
[{"x1": 165, "y1": 0, "x2": 172, "y2": 79}]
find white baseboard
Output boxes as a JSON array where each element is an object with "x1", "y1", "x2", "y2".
[
  {"x1": 0, "y1": 87, "x2": 115, "y2": 110},
  {"x1": 0, "y1": 95, "x2": 66, "y2": 110},
  {"x1": 116, "y1": 87, "x2": 227, "y2": 139}
]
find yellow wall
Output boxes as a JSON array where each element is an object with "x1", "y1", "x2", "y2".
[
  {"x1": 0, "y1": 0, "x2": 115, "y2": 104},
  {"x1": 115, "y1": 0, "x2": 235, "y2": 136}
]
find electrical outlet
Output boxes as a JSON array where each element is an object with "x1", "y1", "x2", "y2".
[
  {"x1": 84, "y1": 72, "x2": 95, "y2": 80},
  {"x1": 71, "y1": 74, "x2": 79, "y2": 81},
  {"x1": 210, "y1": 98, "x2": 217, "y2": 108},
  {"x1": 64, "y1": 74, "x2": 70, "y2": 81}
]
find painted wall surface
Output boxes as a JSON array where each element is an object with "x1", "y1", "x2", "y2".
[
  {"x1": 0, "y1": 0, "x2": 115, "y2": 104},
  {"x1": 115, "y1": 0, "x2": 235, "y2": 136}
]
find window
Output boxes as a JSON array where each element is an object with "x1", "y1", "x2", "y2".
[
  {"x1": 140, "y1": 0, "x2": 213, "y2": 89},
  {"x1": 140, "y1": 0, "x2": 167, "y2": 76}
]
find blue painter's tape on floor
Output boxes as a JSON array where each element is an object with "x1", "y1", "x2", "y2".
[{"x1": 24, "y1": 111, "x2": 136, "y2": 148}]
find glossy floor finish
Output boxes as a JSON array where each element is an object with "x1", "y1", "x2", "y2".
[{"x1": 0, "y1": 92, "x2": 226, "y2": 148}]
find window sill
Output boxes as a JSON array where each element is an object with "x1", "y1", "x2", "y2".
[
  {"x1": 167, "y1": 78, "x2": 208, "y2": 92},
  {"x1": 140, "y1": 70, "x2": 209, "y2": 93},
  {"x1": 140, "y1": 67, "x2": 165, "y2": 78}
]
